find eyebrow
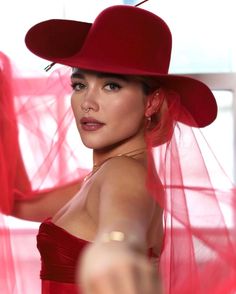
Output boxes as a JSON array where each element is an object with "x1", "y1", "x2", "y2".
[{"x1": 71, "y1": 69, "x2": 129, "y2": 82}]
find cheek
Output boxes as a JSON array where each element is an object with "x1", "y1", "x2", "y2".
[
  {"x1": 71, "y1": 94, "x2": 76, "y2": 111},
  {"x1": 70, "y1": 95, "x2": 83, "y2": 134},
  {"x1": 71, "y1": 94, "x2": 80, "y2": 119},
  {"x1": 110, "y1": 97, "x2": 145, "y2": 128}
]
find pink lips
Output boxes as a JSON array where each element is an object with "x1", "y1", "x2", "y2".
[{"x1": 80, "y1": 117, "x2": 105, "y2": 131}]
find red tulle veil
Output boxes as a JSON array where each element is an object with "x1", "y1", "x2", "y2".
[{"x1": 0, "y1": 51, "x2": 236, "y2": 293}]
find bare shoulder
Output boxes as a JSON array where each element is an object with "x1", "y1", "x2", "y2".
[
  {"x1": 98, "y1": 155, "x2": 147, "y2": 189},
  {"x1": 98, "y1": 155, "x2": 163, "y2": 193},
  {"x1": 95, "y1": 155, "x2": 156, "y2": 209},
  {"x1": 93, "y1": 155, "x2": 163, "y2": 238}
]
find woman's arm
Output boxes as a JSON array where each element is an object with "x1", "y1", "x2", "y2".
[
  {"x1": 78, "y1": 157, "x2": 163, "y2": 294},
  {"x1": 11, "y1": 143, "x2": 84, "y2": 221},
  {"x1": 12, "y1": 179, "x2": 83, "y2": 222}
]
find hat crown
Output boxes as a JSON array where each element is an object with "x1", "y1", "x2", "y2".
[{"x1": 76, "y1": 5, "x2": 172, "y2": 74}]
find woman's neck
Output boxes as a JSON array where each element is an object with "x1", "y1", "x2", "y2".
[{"x1": 92, "y1": 139, "x2": 147, "y2": 168}]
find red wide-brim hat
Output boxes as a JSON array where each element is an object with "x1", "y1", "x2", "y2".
[{"x1": 25, "y1": 5, "x2": 217, "y2": 127}]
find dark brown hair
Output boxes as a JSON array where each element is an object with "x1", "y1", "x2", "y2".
[{"x1": 133, "y1": 75, "x2": 176, "y2": 146}]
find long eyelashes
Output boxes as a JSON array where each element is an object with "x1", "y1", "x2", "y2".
[
  {"x1": 70, "y1": 82, "x2": 86, "y2": 91},
  {"x1": 104, "y1": 82, "x2": 122, "y2": 91},
  {"x1": 70, "y1": 81, "x2": 122, "y2": 92}
]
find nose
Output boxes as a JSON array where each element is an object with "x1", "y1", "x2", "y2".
[{"x1": 80, "y1": 86, "x2": 99, "y2": 113}]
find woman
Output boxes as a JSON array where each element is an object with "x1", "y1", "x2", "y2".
[{"x1": 11, "y1": 3, "x2": 236, "y2": 294}]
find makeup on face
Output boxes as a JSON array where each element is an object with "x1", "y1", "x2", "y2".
[{"x1": 80, "y1": 116, "x2": 105, "y2": 132}]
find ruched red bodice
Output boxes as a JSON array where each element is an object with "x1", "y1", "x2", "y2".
[
  {"x1": 37, "y1": 218, "x2": 89, "y2": 293},
  {"x1": 37, "y1": 218, "x2": 160, "y2": 293}
]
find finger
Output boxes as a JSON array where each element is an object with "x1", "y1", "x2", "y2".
[
  {"x1": 140, "y1": 263, "x2": 160, "y2": 294},
  {"x1": 87, "y1": 264, "x2": 140, "y2": 294},
  {"x1": 120, "y1": 259, "x2": 159, "y2": 294},
  {"x1": 109, "y1": 262, "x2": 142, "y2": 294},
  {"x1": 85, "y1": 270, "x2": 121, "y2": 294}
]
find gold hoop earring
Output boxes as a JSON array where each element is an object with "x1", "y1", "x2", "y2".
[{"x1": 146, "y1": 116, "x2": 152, "y2": 129}]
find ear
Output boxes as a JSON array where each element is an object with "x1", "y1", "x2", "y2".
[{"x1": 145, "y1": 88, "x2": 165, "y2": 117}]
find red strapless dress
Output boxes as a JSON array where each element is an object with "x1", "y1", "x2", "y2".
[
  {"x1": 37, "y1": 218, "x2": 89, "y2": 294},
  {"x1": 37, "y1": 218, "x2": 159, "y2": 294}
]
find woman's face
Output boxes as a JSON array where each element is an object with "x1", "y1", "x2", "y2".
[{"x1": 70, "y1": 69, "x2": 147, "y2": 150}]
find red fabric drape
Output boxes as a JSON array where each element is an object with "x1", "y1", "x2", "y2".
[
  {"x1": 0, "y1": 52, "x2": 88, "y2": 293},
  {"x1": 149, "y1": 125, "x2": 236, "y2": 293}
]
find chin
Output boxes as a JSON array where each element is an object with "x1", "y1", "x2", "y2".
[
  {"x1": 80, "y1": 137, "x2": 120, "y2": 152},
  {"x1": 79, "y1": 128, "x2": 144, "y2": 151},
  {"x1": 80, "y1": 138, "x2": 108, "y2": 150}
]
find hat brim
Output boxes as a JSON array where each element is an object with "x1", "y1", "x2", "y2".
[{"x1": 25, "y1": 19, "x2": 217, "y2": 128}]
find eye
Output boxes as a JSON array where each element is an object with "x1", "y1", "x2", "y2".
[
  {"x1": 71, "y1": 82, "x2": 86, "y2": 91},
  {"x1": 104, "y1": 82, "x2": 121, "y2": 91}
]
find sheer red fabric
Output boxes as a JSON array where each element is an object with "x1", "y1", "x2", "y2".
[
  {"x1": 0, "y1": 52, "x2": 28, "y2": 214},
  {"x1": 1, "y1": 52, "x2": 236, "y2": 293},
  {"x1": 0, "y1": 52, "x2": 87, "y2": 294},
  {"x1": 147, "y1": 126, "x2": 236, "y2": 293}
]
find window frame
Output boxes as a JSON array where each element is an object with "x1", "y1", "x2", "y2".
[{"x1": 189, "y1": 73, "x2": 236, "y2": 183}]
